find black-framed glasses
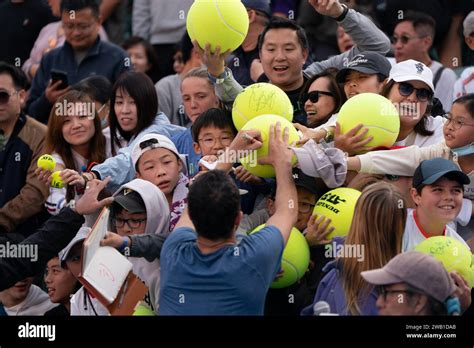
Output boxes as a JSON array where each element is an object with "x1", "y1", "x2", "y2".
[
  {"x1": 376, "y1": 285, "x2": 417, "y2": 301},
  {"x1": 139, "y1": 138, "x2": 159, "y2": 150},
  {"x1": 390, "y1": 35, "x2": 427, "y2": 45},
  {"x1": 0, "y1": 90, "x2": 19, "y2": 104},
  {"x1": 444, "y1": 113, "x2": 474, "y2": 130},
  {"x1": 398, "y1": 82, "x2": 432, "y2": 102},
  {"x1": 303, "y1": 90, "x2": 333, "y2": 103},
  {"x1": 298, "y1": 201, "x2": 315, "y2": 214},
  {"x1": 113, "y1": 217, "x2": 147, "y2": 229}
]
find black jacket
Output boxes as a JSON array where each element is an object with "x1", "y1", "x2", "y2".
[{"x1": 0, "y1": 208, "x2": 84, "y2": 291}]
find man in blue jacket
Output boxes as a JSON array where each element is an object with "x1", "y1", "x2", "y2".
[{"x1": 26, "y1": 0, "x2": 129, "y2": 123}]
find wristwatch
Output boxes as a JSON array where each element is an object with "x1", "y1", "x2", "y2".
[{"x1": 208, "y1": 67, "x2": 230, "y2": 85}]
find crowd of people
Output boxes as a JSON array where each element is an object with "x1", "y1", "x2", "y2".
[{"x1": 0, "y1": 0, "x2": 474, "y2": 317}]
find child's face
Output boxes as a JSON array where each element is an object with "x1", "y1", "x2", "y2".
[
  {"x1": 181, "y1": 77, "x2": 219, "y2": 124},
  {"x1": 114, "y1": 209, "x2": 147, "y2": 236},
  {"x1": 411, "y1": 177, "x2": 463, "y2": 223},
  {"x1": 137, "y1": 148, "x2": 182, "y2": 197},
  {"x1": 443, "y1": 103, "x2": 474, "y2": 149},
  {"x1": 62, "y1": 115, "x2": 95, "y2": 147},
  {"x1": 295, "y1": 186, "x2": 317, "y2": 231},
  {"x1": 193, "y1": 125, "x2": 235, "y2": 156},
  {"x1": 343, "y1": 71, "x2": 384, "y2": 99},
  {"x1": 44, "y1": 257, "x2": 77, "y2": 304},
  {"x1": 65, "y1": 243, "x2": 83, "y2": 279},
  {"x1": 115, "y1": 88, "x2": 138, "y2": 133},
  {"x1": 3, "y1": 277, "x2": 33, "y2": 302}
]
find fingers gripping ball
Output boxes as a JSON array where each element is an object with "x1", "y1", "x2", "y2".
[
  {"x1": 415, "y1": 236, "x2": 474, "y2": 288},
  {"x1": 186, "y1": 0, "x2": 249, "y2": 53},
  {"x1": 338, "y1": 93, "x2": 400, "y2": 153},
  {"x1": 312, "y1": 188, "x2": 361, "y2": 239},
  {"x1": 232, "y1": 83, "x2": 294, "y2": 130},
  {"x1": 50, "y1": 171, "x2": 64, "y2": 189},
  {"x1": 240, "y1": 115, "x2": 300, "y2": 178},
  {"x1": 37, "y1": 154, "x2": 56, "y2": 171},
  {"x1": 251, "y1": 224, "x2": 310, "y2": 289}
]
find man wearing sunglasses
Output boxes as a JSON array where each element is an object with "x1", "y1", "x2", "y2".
[
  {"x1": 0, "y1": 62, "x2": 49, "y2": 237},
  {"x1": 392, "y1": 10, "x2": 457, "y2": 112}
]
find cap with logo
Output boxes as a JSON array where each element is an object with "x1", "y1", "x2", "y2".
[
  {"x1": 131, "y1": 133, "x2": 188, "y2": 174},
  {"x1": 388, "y1": 59, "x2": 435, "y2": 93},
  {"x1": 412, "y1": 157, "x2": 470, "y2": 188},
  {"x1": 336, "y1": 52, "x2": 392, "y2": 83},
  {"x1": 112, "y1": 188, "x2": 146, "y2": 214}
]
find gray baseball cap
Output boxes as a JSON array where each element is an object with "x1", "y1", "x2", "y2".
[{"x1": 361, "y1": 251, "x2": 456, "y2": 302}]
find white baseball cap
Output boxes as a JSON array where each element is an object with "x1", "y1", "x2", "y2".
[
  {"x1": 131, "y1": 133, "x2": 188, "y2": 174},
  {"x1": 388, "y1": 59, "x2": 435, "y2": 93},
  {"x1": 59, "y1": 227, "x2": 90, "y2": 268}
]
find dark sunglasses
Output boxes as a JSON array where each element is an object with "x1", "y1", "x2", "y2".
[
  {"x1": 390, "y1": 35, "x2": 426, "y2": 45},
  {"x1": 0, "y1": 90, "x2": 19, "y2": 104},
  {"x1": 303, "y1": 90, "x2": 333, "y2": 103},
  {"x1": 398, "y1": 82, "x2": 431, "y2": 102},
  {"x1": 139, "y1": 138, "x2": 159, "y2": 150}
]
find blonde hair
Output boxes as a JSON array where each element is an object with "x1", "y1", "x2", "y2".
[{"x1": 340, "y1": 182, "x2": 407, "y2": 315}]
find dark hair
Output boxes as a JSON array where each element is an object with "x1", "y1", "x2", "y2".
[
  {"x1": 188, "y1": 170, "x2": 241, "y2": 240},
  {"x1": 72, "y1": 75, "x2": 112, "y2": 104},
  {"x1": 405, "y1": 285, "x2": 447, "y2": 315},
  {"x1": 397, "y1": 10, "x2": 436, "y2": 42},
  {"x1": 109, "y1": 71, "x2": 158, "y2": 156},
  {"x1": 299, "y1": 68, "x2": 346, "y2": 127},
  {"x1": 453, "y1": 93, "x2": 474, "y2": 118},
  {"x1": 258, "y1": 16, "x2": 309, "y2": 53},
  {"x1": 381, "y1": 79, "x2": 434, "y2": 137},
  {"x1": 122, "y1": 36, "x2": 161, "y2": 83},
  {"x1": 179, "y1": 32, "x2": 194, "y2": 65},
  {"x1": 415, "y1": 172, "x2": 463, "y2": 195},
  {"x1": 0, "y1": 61, "x2": 28, "y2": 90},
  {"x1": 60, "y1": 0, "x2": 100, "y2": 17},
  {"x1": 192, "y1": 108, "x2": 236, "y2": 143}
]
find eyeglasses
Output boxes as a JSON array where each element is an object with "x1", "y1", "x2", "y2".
[
  {"x1": 398, "y1": 82, "x2": 432, "y2": 102},
  {"x1": 198, "y1": 135, "x2": 233, "y2": 147},
  {"x1": 63, "y1": 22, "x2": 96, "y2": 33},
  {"x1": 0, "y1": 90, "x2": 19, "y2": 104},
  {"x1": 390, "y1": 35, "x2": 427, "y2": 45},
  {"x1": 303, "y1": 90, "x2": 334, "y2": 103},
  {"x1": 444, "y1": 113, "x2": 474, "y2": 130},
  {"x1": 376, "y1": 285, "x2": 417, "y2": 302},
  {"x1": 139, "y1": 138, "x2": 159, "y2": 150},
  {"x1": 113, "y1": 217, "x2": 147, "y2": 229},
  {"x1": 298, "y1": 201, "x2": 315, "y2": 214}
]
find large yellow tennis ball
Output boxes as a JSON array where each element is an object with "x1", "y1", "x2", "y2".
[
  {"x1": 37, "y1": 154, "x2": 56, "y2": 171},
  {"x1": 232, "y1": 83, "x2": 294, "y2": 130},
  {"x1": 312, "y1": 188, "x2": 362, "y2": 239},
  {"x1": 133, "y1": 303, "x2": 156, "y2": 316},
  {"x1": 251, "y1": 224, "x2": 310, "y2": 289},
  {"x1": 415, "y1": 236, "x2": 474, "y2": 288},
  {"x1": 240, "y1": 114, "x2": 300, "y2": 178},
  {"x1": 186, "y1": 0, "x2": 249, "y2": 54},
  {"x1": 50, "y1": 171, "x2": 64, "y2": 189},
  {"x1": 338, "y1": 93, "x2": 400, "y2": 154}
]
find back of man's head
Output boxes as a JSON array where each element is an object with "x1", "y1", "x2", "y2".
[
  {"x1": 188, "y1": 170, "x2": 241, "y2": 240},
  {"x1": 60, "y1": 0, "x2": 100, "y2": 17}
]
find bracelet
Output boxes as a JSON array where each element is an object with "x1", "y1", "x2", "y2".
[
  {"x1": 118, "y1": 236, "x2": 130, "y2": 254},
  {"x1": 208, "y1": 67, "x2": 230, "y2": 85},
  {"x1": 334, "y1": 4, "x2": 349, "y2": 22}
]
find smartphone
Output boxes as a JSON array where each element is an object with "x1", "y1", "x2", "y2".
[{"x1": 50, "y1": 69, "x2": 68, "y2": 89}]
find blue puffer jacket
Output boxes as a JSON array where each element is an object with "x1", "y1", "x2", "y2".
[{"x1": 301, "y1": 258, "x2": 379, "y2": 316}]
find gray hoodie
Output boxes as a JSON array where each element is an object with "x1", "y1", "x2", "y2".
[{"x1": 110, "y1": 179, "x2": 170, "y2": 313}]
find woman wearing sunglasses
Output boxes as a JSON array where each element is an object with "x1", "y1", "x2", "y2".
[
  {"x1": 300, "y1": 68, "x2": 346, "y2": 129},
  {"x1": 380, "y1": 59, "x2": 444, "y2": 148}
]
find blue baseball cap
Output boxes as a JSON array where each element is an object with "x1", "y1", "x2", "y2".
[
  {"x1": 241, "y1": 0, "x2": 272, "y2": 18},
  {"x1": 412, "y1": 158, "x2": 470, "y2": 188}
]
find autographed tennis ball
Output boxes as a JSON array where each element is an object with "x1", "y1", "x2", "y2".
[
  {"x1": 37, "y1": 154, "x2": 56, "y2": 171},
  {"x1": 186, "y1": 0, "x2": 249, "y2": 53},
  {"x1": 50, "y1": 171, "x2": 64, "y2": 189},
  {"x1": 232, "y1": 83, "x2": 293, "y2": 130},
  {"x1": 251, "y1": 224, "x2": 310, "y2": 289},
  {"x1": 312, "y1": 188, "x2": 362, "y2": 239},
  {"x1": 338, "y1": 93, "x2": 400, "y2": 153},
  {"x1": 415, "y1": 236, "x2": 474, "y2": 288},
  {"x1": 240, "y1": 114, "x2": 300, "y2": 178}
]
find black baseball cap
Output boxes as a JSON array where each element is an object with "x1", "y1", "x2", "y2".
[
  {"x1": 412, "y1": 158, "x2": 470, "y2": 188},
  {"x1": 241, "y1": 0, "x2": 272, "y2": 18},
  {"x1": 113, "y1": 188, "x2": 146, "y2": 213},
  {"x1": 336, "y1": 52, "x2": 391, "y2": 83},
  {"x1": 293, "y1": 168, "x2": 320, "y2": 196}
]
